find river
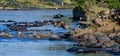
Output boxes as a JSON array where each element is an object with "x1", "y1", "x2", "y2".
[{"x1": 0, "y1": 9, "x2": 112, "y2": 56}]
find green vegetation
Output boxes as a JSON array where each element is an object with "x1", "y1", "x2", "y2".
[
  {"x1": 75, "y1": 0, "x2": 120, "y2": 9},
  {"x1": 0, "y1": 0, "x2": 76, "y2": 9}
]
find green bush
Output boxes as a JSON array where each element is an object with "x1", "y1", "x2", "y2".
[{"x1": 44, "y1": 2, "x2": 55, "y2": 6}]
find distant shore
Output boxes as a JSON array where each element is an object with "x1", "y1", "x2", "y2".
[{"x1": 0, "y1": 7, "x2": 74, "y2": 10}]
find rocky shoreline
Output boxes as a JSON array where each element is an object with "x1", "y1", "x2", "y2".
[
  {"x1": 0, "y1": 8, "x2": 120, "y2": 55},
  {"x1": 0, "y1": 19, "x2": 120, "y2": 55}
]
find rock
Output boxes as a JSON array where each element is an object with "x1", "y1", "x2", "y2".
[
  {"x1": 60, "y1": 23, "x2": 70, "y2": 30},
  {"x1": 73, "y1": 7, "x2": 86, "y2": 21},
  {"x1": 112, "y1": 44, "x2": 120, "y2": 52},
  {"x1": 110, "y1": 9, "x2": 120, "y2": 19},
  {"x1": 60, "y1": 33, "x2": 71, "y2": 39},
  {"x1": 53, "y1": 14, "x2": 64, "y2": 18},
  {"x1": 113, "y1": 33, "x2": 120, "y2": 44},
  {"x1": 70, "y1": 33, "x2": 88, "y2": 42},
  {"x1": 87, "y1": 43, "x2": 102, "y2": 48},
  {"x1": 98, "y1": 10, "x2": 110, "y2": 19},
  {"x1": 114, "y1": 25, "x2": 120, "y2": 32},
  {"x1": 0, "y1": 20, "x2": 5, "y2": 22},
  {"x1": 49, "y1": 20, "x2": 55, "y2": 24},
  {"x1": 7, "y1": 20, "x2": 15, "y2": 22},
  {"x1": 103, "y1": 40, "x2": 115, "y2": 48},
  {"x1": 94, "y1": 32, "x2": 107, "y2": 37},
  {"x1": 17, "y1": 31, "x2": 25, "y2": 37},
  {"x1": 43, "y1": 20, "x2": 49, "y2": 25},
  {"x1": 0, "y1": 32, "x2": 13, "y2": 37},
  {"x1": 94, "y1": 32, "x2": 112, "y2": 47},
  {"x1": 109, "y1": 33, "x2": 116, "y2": 39},
  {"x1": 67, "y1": 47, "x2": 79, "y2": 52},
  {"x1": 97, "y1": 35, "x2": 110, "y2": 44},
  {"x1": 107, "y1": 44, "x2": 120, "y2": 55},
  {"x1": 49, "y1": 34, "x2": 59, "y2": 39},
  {"x1": 33, "y1": 33, "x2": 41, "y2": 39},
  {"x1": 49, "y1": 38, "x2": 61, "y2": 41},
  {"x1": 54, "y1": 21, "x2": 70, "y2": 30},
  {"x1": 33, "y1": 32, "x2": 60, "y2": 39},
  {"x1": 112, "y1": 32, "x2": 120, "y2": 44},
  {"x1": 87, "y1": 34, "x2": 97, "y2": 44}
]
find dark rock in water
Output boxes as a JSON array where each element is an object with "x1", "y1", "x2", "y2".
[
  {"x1": 67, "y1": 47, "x2": 100, "y2": 53},
  {"x1": 73, "y1": 7, "x2": 86, "y2": 21},
  {"x1": 60, "y1": 33, "x2": 71, "y2": 39},
  {"x1": 86, "y1": 43, "x2": 102, "y2": 48},
  {"x1": 67, "y1": 47, "x2": 79, "y2": 52},
  {"x1": 53, "y1": 14, "x2": 64, "y2": 18},
  {"x1": 0, "y1": 20, "x2": 5, "y2": 22},
  {"x1": 7, "y1": 20, "x2": 16, "y2": 22},
  {"x1": 49, "y1": 38, "x2": 61, "y2": 41},
  {"x1": 49, "y1": 20, "x2": 55, "y2": 24},
  {"x1": 43, "y1": 20, "x2": 49, "y2": 25},
  {"x1": 8, "y1": 25, "x2": 26, "y2": 31}
]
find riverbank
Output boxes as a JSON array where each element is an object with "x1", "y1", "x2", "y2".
[
  {"x1": 0, "y1": 9, "x2": 119, "y2": 56},
  {"x1": 0, "y1": 7, "x2": 74, "y2": 10}
]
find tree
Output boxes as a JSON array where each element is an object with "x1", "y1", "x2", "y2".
[{"x1": 104, "y1": 0, "x2": 120, "y2": 9}]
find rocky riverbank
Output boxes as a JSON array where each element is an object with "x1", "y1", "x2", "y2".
[{"x1": 0, "y1": 18, "x2": 120, "y2": 55}]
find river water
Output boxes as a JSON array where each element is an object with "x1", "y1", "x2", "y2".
[{"x1": 0, "y1": 9, "x2": 112, "y2": 56}]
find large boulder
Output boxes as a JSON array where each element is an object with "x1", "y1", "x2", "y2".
[{"x1": 73, "y1": 7, "x2": 86, "y2": 21}]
